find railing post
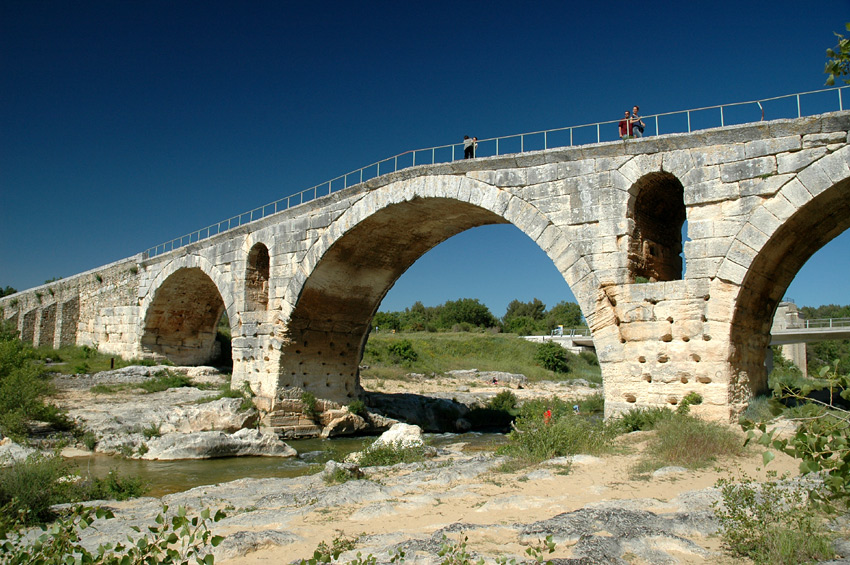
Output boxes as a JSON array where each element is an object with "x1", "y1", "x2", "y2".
[
  {"x1": 655, "y1": 115, "x2": 659, "y2": 135},
  {"x1": 544, "y1": 131, "x2": 548, "y2": 150},
  {"x1": 520, "y1": 134, "x2": 524, "y2": 153},
  {"x1": 797, "y1": 94, "x2": 801, "y2": 118},
  {"x1": 496, "y1": 138, "x2": 499, "y2": 155},
  {"x1": 720, "y1": 106, "x2": 724, "y2": 127},
  {"x1": 596, "y1": 123, "x2": 600, "y2": 143},
  {"x1": 687, "y1": 110, "x2": 691, "y2": 133},
  {"x1": 570, "y1": 128, "x2": 573, "y2": 146},
  {"x1": 840, "y1": 87, "x2": 844, "y2": 111}
]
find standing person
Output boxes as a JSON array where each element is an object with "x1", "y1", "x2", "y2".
[
  {"x1": 463, "y1": 135, "x2": 475, "y2": 159},
  {"x1": 631, "y1": 105, "x2": 645, "y2": 138},
  {"x1": 618, "y1": 111, "x2": 633, "y2": 139}
]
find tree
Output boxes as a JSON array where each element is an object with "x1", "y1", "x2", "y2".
[
  {"x1": 436, "y1": 298, "x2": 497, "y2": 329},
  {"x1": 825, "y1": 23, "x2": 850, "y2": 85},
  {"x1": 0, "y1": 286, "x2": 16, "y2": 298},
  {"x1": 503, "y1": 298, "x2": 546, "y2": 323},
  {"x1": 544, "y1": 301, "x2": 584, "y2": 331}
]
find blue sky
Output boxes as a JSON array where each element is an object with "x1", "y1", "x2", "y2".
[{"x1": 1, "y1": 1, "x2": 848, "y2": 318}]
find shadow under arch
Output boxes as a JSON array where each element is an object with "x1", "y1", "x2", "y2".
[
  {"x1": 626, "y1": 172, "x2": 685, "y2": 282},
  {"x1": 246, "y1": 242, "x2": 270, "y2": 311},
  {"x1": 140, "y1": 267, "x2": 228, "y2": 366},
  {"x1": 727, "y1": 176, "x2": 850, "y2": 398},
  {"x1": 277, "y1": 178, "x2": 592, "y2": 401}
]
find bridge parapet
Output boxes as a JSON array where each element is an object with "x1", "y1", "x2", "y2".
[{"x1": 1, "y1": 110, "x2": 849, "y2": 425}]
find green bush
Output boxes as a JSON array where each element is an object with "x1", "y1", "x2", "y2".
[
  {"x1": 138, "y1": 370, "x2": 193, "y2": 393},
  {"x1": 632, "y1": 413, "x2": 744, "y2": 476},
  {"x1": 301, "y1": 391, "x2": 319, "y2": 418},
  {"x1": 498, "y1": 397, "x2": 617, "y2": 464},
  {"x1": 347, "y1": 399, "x2": 367, "y2": 417},
  {"x1": 488, "y1": 390, "x2": 518, "y2": 412},
  {"x1": 0, "y1": 503, "x2": 224, "y2": 565},
  {"x1": 714, "y1": 474, "x2": 834, "y2": 564},
  {"x1": 617, "y1": 406, "x2": 674, "y2": 432},
  {"x1": 357, "y1": 440, "x2": 427, "y2": 467},
  {"x1": 534, "y1": 341, "x2": 569, "y2": 374},
  {"x1": 387, "y1": 339, "x2": 417, "y2": 365}
]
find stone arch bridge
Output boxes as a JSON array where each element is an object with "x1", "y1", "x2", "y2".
[{"x1": 3, "y1": 112, "x2": 849, "y2": 422}]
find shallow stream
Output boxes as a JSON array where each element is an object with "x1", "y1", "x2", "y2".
[{"x1": 68, "y1": 433, "x2": 508, "y2": 497}]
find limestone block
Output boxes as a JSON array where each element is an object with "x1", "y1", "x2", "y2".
[
  {"x1": 684, "y1": 257, "x2": 722, "y2": 279},
  {"x1": 802, "y1": 131, "x2": 847, "y2": 148},
  {"x1": 777, "y1": 177, "x2": 813, "y2": 208},
  {"x1": 777, "y1": 146, "x2": 828, "y2": 174},
  {"x1": 747, "y1": 205, "x2": 781, "y2": 238},
  {"x1": 660, "y1": 149, "x2": 694, "y2": 178},
  {"x1": 762, "y1": 193, "x2": 796, "y2": 223},
  {"x1": 819, "y1": 146, "x2": 850, "y2": 184},
  {"x1": 692, "y1": 144, "x2": 746, "y2": 167},
  {"x1": 720, "y1": 156, "x2": 776, "y2": 183},
  {"x1": 526, "y1": 163, "x2": 560, "y2": 185},
  {"x1": 796, "y1": 160, "x2": 835, "y2": 196},
  {"x1": 744, "y1": 136, "x2": 800, "y2": 159},
  {"x1": 735, "y1": 223, "x2": 769, "y2": 252},
  {"x1": 686, "y1": 219, "x2": 714, "y2": 240},
  {"x1": 557, "y1": 159, "x2": 596, "y2": 179},
  {"x1": 685, "y1": 179, "x2": 741, "y2": 205}
]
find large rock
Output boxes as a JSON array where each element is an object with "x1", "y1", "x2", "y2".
[
  {"x1": 371, "y1": 423, "x2": 424, "y2": 449},
  {"x1": 0, "y1": 436, "x2": 36, "y2": 466},
  {"x1": 141, "y1": 429, "x2": 296, "y2": 460}
]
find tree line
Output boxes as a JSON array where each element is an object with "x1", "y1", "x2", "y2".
[
  {"x1": 372, "y1": 297, "x2": 584, "y2": 335},
  {"x1": 800, "y1": 304, "x2": 850, "y2": 375}
]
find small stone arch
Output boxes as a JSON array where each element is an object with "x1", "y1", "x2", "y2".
[
  {"x1": 140, "y1": 267, "x2": 227, "y2": 365},
  {"x1": 627, "y1": 172, "x2": 686, "y2": 282},
  {"x1": 245, "y1": 242, "x2": 270, "y2": 311}
]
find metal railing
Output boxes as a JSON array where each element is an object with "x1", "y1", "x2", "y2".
[
  {"x1": 142, "y1": 85, "x2": 849, "y2": 259},
  {"x1": 786, "y1": 317, "x2": 850, "y2": 330}
]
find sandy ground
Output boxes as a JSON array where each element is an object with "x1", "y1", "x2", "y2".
[{"x1": 222, "y1": 425, "x2": 801, "y2": 564}]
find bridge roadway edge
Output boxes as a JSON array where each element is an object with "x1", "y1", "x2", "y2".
[{"x1": 1, "y1": 111, "x2": 849, "y2": 425}]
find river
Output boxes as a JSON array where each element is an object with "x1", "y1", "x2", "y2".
[{"x1": 69, "y1": 432, "x2": 508, "y2": 497}]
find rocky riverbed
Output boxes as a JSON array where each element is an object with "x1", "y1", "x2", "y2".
[{"x1": 3, "y1": 366, "x2": 850, "y2": 563}]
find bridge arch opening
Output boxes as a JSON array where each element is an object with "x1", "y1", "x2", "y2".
[
  {"x1": 246, "y1": 242, "x2": 270, "y2": 311},
  {"x1": 278, "y1": 197, "x2": 520, "y2": 400},
  {"x1": 728, "y1": 176, "x2": 850, "y2": 401},
  {"x1": 141, "y1": 267, "x2": 228, "y2": 366},
  {"x1": 628, "y1": 172, "x2": 685, "y2": 282}
]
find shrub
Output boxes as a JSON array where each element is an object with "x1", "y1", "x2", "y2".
[
  {"x1": 300, "y1": 391, "x2": 319, "y2": 419},
  {"x1": 632, "y1": 413, "x2": 744, "y2": 476},
  {"x1": 0, "y1": 455, "x2": 71, "y2": 525},
  {"x1": 498, "y1": 397, "x2": 616, "y2": 464},
  {"x1": 714, "y1": 474, "x2": 834, "y2": 564},
  {"x1": 137, "y1": 370, "x2": 193, "y2": 393},
  {"x1": 617, "y1": 406, "x2": 673, "y2": 432},
  {"x1": 0, "y1": 504, "x2": 224, "y2": 564},
  {"x1": 579, "y1": 350, "x2": 599, "y2": 366},
  {"x1": 78, "y1": 469, "x2": 148, "y2": 501},
  {"x1": 488, "y1": 390, "x2": 518, "y2": 412},
  {"x1": 357, "y1": 440, "x2": 427, "y2": 467},
  {"x1": 387, "y1": 339, "x2": 417, "y2": 365},
  {"x1": 534, "y1": 341, "x2": 569, "y2": 373},
  {"x1": 347, "y1": 399, "x2": 367, "y2": 417}
]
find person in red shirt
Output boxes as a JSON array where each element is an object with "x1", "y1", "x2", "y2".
[{"x1": 618, "y1": 110, "x2": 633, "y2": 139}]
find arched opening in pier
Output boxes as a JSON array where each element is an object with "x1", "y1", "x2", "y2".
[
  {"x1": 141, "y1": 267, "x2": 229, "y2": 366},
  {"x1": 628, "y1": 172, "x2": 686, "y2": 282},
  {"x1": 246, "y1": 242, "x2": 270, "y2": 311},
  {"x1": 728, "y1": 175, "x2": 850, "y2": 401}
]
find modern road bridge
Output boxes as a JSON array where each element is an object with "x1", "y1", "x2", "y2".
[{"x1": 2, "y1": 92, "x2": 849, "y2": 423}]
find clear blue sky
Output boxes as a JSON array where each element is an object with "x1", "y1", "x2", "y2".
[{"x1": 1, "y1": 1, "x2": 848, "y2": 318}]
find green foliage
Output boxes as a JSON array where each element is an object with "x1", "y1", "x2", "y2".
[
  {"x1": 0, "y1": 331, "x2": 71, "y2": 441},
  {"x1": 488, "y1": 390, "x2": 518, "y2": 413},
  {"x1": 676, "y1": 391, "x2": 703, "y2": 415},
  {"x1": 632, "y1": 413, "x2": 744, "y2": 476},
  {"x1": 357, "y1": 440, "x2": 427, "y2": 467},
  {"x1": 362, "y1": 332, "x2": 602, "y2": 384},
  {"x1": 387, "y1": 339, "x2": 418, "y2": 365},
  {"x1": 301, "y1": 391, "x2": 319, "y2": 419},
  {"x1": 0, "y1": 286, "x2": 17, "y2": 298},
  {"x1": 347, "y1": 399, "x2": 367, "y2": 417},
  {"x1": 744, "y1": 360, "x2": 850, "y2": 511},
  {"x1": 825, "y1": 22, "x2": 850, "y2": 85},
  {"x1": 437, "y1": 298, "x2": 498, "y2": 330},
  {"x1": 533, "y1": 341, "x2": 569, "y2": 374},
  {"x1": 0, "y1": 503, "x2": 225, "y2": 565},
  {"x1": 138, "y1": 370, "x2": 194, "y2": 393},
  {"x1": 714, "y1": 474, "x2": 834, "y2": 564},
  {"x1": 498, "y1": 397, "x2": 617, "y2": 464},
  {"x1": 0, "y1": 455, "x2": 149, "y2": 526},
  {"x1": 617, "y1": 406, "x2": 674, "y2": 432}
]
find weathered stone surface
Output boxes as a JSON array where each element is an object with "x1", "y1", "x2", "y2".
[{"x1": 141, "y1": 429, "x2": 297, "y2": 460}]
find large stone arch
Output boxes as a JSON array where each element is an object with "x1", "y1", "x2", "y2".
[
  {"x1": 719, "y1": 147, "x2": 850, "y2": 405},
  {"x1": 139, "y1": 255, "x2": 234, "y2": 365},
  {"x1": 276, "y1": 174, "x2": 598, "y2": 402}
]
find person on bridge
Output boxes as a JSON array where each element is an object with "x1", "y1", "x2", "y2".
[
  {"x1": 631, "y1": 105, "x2": 645, "y2": 138},
  {"x1": 463, "y1": 135, "x2": 478, "y2": 159},
  {"x1": 618, "y1": 111, "x2": 633, "y2": 139}
]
